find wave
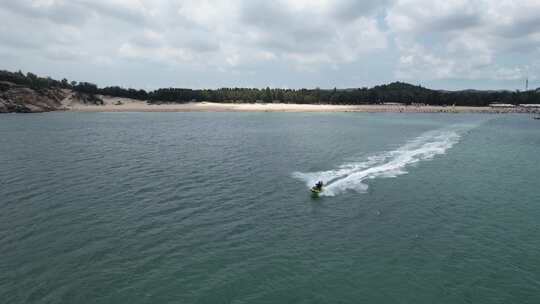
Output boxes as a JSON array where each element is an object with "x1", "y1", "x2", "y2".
[{"x1": 292, "y1": 125, "x2": 472, "y2": 196}]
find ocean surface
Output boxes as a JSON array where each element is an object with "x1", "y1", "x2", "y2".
[{"x1": 1, "y1": 112, "x2": 540, "y2": 303}]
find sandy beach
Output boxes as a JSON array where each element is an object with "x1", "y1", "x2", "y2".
[{"x1": 66, "y1": 96, "x2": 530, "y2": 114}]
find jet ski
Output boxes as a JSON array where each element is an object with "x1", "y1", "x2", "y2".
[
  {"x1": 311, "y1": 187, "x2": 323, "y2": 194},
  {"x1": 310, "y1": 181, "x2": 324, "y2": 194}
]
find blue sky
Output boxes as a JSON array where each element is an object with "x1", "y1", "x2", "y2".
[{"x1": 0, "y1": 0, "x2": 539, "y2": 90}]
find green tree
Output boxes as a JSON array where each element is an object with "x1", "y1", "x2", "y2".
[{"x1": 263, "y1": 87, "x2": 272, "y2": 102}]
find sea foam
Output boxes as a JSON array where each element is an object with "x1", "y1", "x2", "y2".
[{"x1": 293, "y1": 125, "x2": 470, "y2": 196}]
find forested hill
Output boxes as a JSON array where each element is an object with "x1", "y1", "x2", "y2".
[{"x1": 2, "y1": 69, "x2": 539, "y2": 107}]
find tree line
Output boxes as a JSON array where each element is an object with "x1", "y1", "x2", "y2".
[{"x1": 1, "y1": 69, "x2": 539, "y2": 106}]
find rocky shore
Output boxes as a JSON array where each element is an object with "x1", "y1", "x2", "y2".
[
  {"x1": 0, "y1": 81, "x2": 69, "y2": 113},
  {"x1": 0, "y1": 81, "x2": 104, "y2": 113}
]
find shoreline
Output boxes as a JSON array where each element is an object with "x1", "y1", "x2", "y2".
[{"x1": 66, "y1": 99, "x2": 533, "y2": 114}]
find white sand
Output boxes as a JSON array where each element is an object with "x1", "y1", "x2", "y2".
[{"x1": 65, "y1": 96, "x2": 524, "y2": 113}]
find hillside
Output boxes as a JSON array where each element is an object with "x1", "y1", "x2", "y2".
[{"x1": 0, "y1": 81, "x2": 69, "y2": 113}]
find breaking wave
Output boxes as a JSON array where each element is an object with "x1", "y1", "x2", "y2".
[{"x1": 293, "y1": 125, "x2": 472, "y2": 196}]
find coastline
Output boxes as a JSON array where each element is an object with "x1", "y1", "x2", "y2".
[{"x1": 66, "y1": 97, "x2": 530, "y2": 114}]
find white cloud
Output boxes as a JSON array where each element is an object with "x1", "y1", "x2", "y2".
[
  {"x1": 115, "y1": 0, "x2": 389, "y2": 70},
  {"x1": 387, "y1": 0, "x2": 540, "y2": 81},
  {"x1": 1, "y1": 0, "x2": 540, "y2": 89}
]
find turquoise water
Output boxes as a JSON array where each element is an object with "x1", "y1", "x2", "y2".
[{"x1": 1, "y1": 112, "x2": 539, "y2": 303}]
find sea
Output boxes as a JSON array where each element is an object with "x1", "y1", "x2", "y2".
[{"x1": 1, "y1": 112, "x2": 539, "y2": 303}]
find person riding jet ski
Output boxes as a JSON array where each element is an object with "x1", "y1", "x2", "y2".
[{"x1": 311, "y1": 181, "x2": 324, "y2": 193}]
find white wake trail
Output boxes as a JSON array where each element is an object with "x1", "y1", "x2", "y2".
[{"x1": 293, "y1": 125, "x2": 470, "y2": 196}]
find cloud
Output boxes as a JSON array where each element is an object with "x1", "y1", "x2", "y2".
[
  {"x1": 330, "y1": 0, "x2": 394, "y2": 21},
  {"x1": 238, "y1": 0, "x2": 388, "y2": 67},
  {"x1": 79, "y1": 0, "x2": 152, "y2": 25},
  {"x1": 0, "y1": 0, "x2": 153, "y2": 26},
  {"x1": 0, "y1": 6, "x2": 82, "y2": 51},
  {"x1": 111, "y1": 0, "x2": 389, "y2": 69},
  {"x1": 1, "y1": 0, "x2": 539, "y2": 89},
  {"x1": 0, "y1": 0, "x2": 89, "y2": 25},
  {"x1": 387, "y1": 0, "x2": 540, "y2": 81}
]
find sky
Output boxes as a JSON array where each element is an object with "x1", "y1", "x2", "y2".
[{"x1": 1, "y1": 0, "x2": 539, "y2": 90}]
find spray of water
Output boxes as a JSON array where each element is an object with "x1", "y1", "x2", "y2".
[{"x1": 293, "y1": 125, "x2": 471, "y2": 196}]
